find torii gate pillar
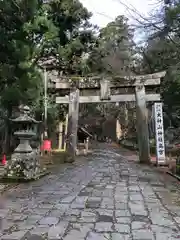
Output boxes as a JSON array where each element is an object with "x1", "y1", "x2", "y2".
[
  {"x1": 135, "y1": 85, "x2": 150, "y2": 163},
  {"x1": 66, "y1": 88, "x2": 79, "y2": 162}
]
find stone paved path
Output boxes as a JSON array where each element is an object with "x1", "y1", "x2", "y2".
[{"x1": 1, "y1": 145, "x2": 180, "y2": 239}]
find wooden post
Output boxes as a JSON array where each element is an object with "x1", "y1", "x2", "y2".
[
  {"x1": 64, "y1": 114, "x2": 68, "y2": 151},
  {"x1": 58, "y1": 121, "x2": 63, "y2": 150},
  {"x1": 85, "y1": 137, "x2": 89, "y2": 154},
  {"x1": 66, "y1": 88, "x2": 80, "y2": 162},
  {"x1": 116, "y1": 119, "x2": 122, "y2": 141},
  {"x1": 135, "y1": 85, "x2": 150, "y2": 164}
]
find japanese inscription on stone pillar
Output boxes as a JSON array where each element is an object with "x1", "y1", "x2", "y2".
[{"x1": 154, "y1": 102, "x2": 165, "y2": 164}]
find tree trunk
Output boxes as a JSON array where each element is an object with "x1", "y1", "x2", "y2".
[{"x1": 3, "y1": 108, "x2": 12, "y2": 154}]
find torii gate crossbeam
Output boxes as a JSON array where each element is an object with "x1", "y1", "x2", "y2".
[{"x1": 49, "y1": 71, "x2": 166, "y2": 164}]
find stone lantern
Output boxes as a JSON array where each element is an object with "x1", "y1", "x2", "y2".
[{"x1": 3, "y1": 105, "x2": 45, "y2": 180}]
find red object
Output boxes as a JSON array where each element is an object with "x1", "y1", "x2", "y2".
[
  {"x1": 151, "y1": 156, "x2": 156, "y2": 162},
  {"x1": 2, "y1": 155, "x2": 6, "y2": 165},
  {"x1": 41, "y1": 140, "x2": 51, "y2": 151}
]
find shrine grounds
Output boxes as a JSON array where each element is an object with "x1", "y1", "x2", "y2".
[{"x1": 1, "y1": 144, "x2": 180, "y2": 239}]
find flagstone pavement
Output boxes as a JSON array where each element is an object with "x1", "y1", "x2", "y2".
[{"x1": 1, "y1": 144, "x2": 180, "y2": 239}]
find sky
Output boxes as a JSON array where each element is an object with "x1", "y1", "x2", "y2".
[
  {"x1": 80, "y1": 0, "x2": 159, "y2": 28},
  {"x1": 79, "y1": 0, "x2": 160, "y2": 43}
]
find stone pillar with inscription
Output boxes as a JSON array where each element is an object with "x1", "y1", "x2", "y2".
[{"x1": 154, "y1": 102, "x2": 166, "y2": 165}]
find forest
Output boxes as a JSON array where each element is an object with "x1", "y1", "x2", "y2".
[{"x1": 0, "y1": 0, "x2": 179, "y2": 153}]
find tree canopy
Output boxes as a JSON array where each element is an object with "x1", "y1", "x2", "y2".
[
  {"x1": 1, "y1": 0, "x2": 180, "y2": 151},
  {"x1": 137, "y1": 0, "x2": 180, "y2": 126},
  {"x1": 87, "y1": 15, "x2": 135, "y2": 75},
  {"x1": 0, "y1": 0, "x2": 95, "y2": 152}
]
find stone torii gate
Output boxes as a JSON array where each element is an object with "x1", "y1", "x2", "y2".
[{"x1": 49, "y1": 71, "x2": 166, "y2": 163}]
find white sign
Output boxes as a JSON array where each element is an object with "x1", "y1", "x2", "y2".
[{"x1": 154, "y1": 102, "x2": 165, "y2": 164}]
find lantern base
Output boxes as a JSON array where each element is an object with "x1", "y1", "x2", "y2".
[
  {"x1": 3, "y1": 151, "x2": 46, "y2": 181},
  {"x1": 1, "y1": 171, "x2": 49, "y2": 183}
]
